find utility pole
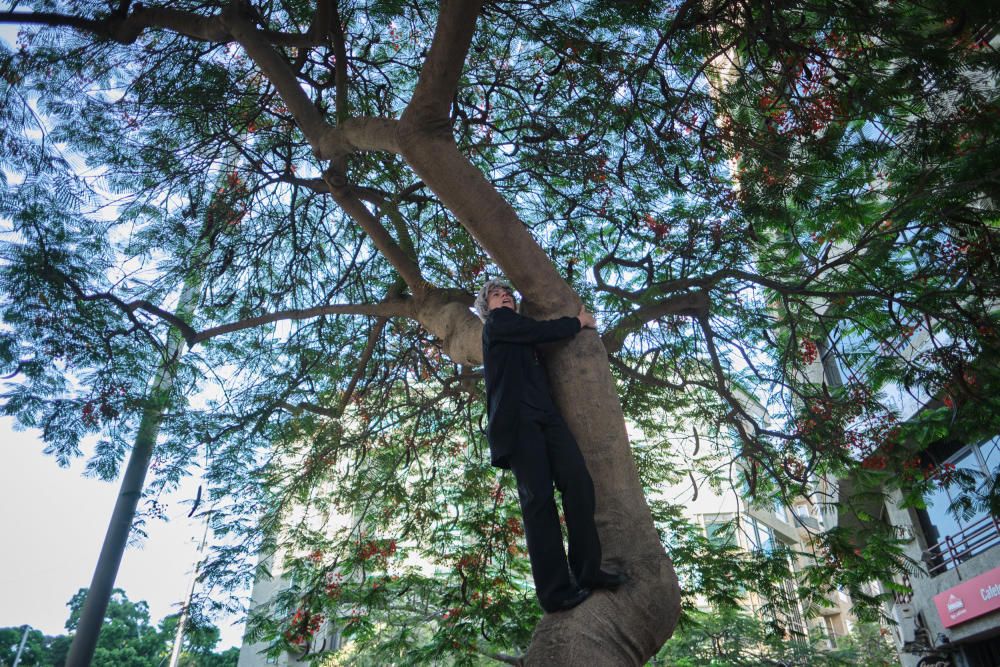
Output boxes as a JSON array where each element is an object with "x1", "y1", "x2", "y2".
[
  {"x1": 12, "y1": 625, "x2": 29, "y2": 667},
  {"x1": 167, "y1": 514, "x2": 211, "y2": 667},
  {"x1": 65, "y1": 314, "x2": 190, "y2": 667},
  {"x1": 65, "y1": 152, "x2": 236, "y2": 666}
]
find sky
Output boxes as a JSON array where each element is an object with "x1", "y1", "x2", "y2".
[
  {"x1": 0, "y1": 24, "x2": 247, "y2": 652},
  {"x1": 0, "y1": 417, "x2": 248, "y2": 649}
]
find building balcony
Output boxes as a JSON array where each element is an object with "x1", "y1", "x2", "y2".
[{"x1": 923, "y1": 514, "x2": 1000, "y2": 577}]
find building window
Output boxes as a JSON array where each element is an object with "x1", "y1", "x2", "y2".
[
  {"x1": 704, "y1": 517, "x2": 736, "y2": 547},
  {"x1": 776, "y1": 577, "x2": 809, "y2": 640},
  {"x1": 745, "y1": 516, "x2": 776, "y2": 554},
  {"x1": 824, "y1": 616, "x2": 838, "y2": 649},
  {"x1": 918, "y1": 435, "x2": 1000, "y2": 573}
]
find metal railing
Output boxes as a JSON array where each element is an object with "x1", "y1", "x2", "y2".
[{"x1": 924, "y1": 513, "x2": 1000, "y2": 576}]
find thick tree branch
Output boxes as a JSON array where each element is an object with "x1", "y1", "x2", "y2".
[
  {"x1": 412, "y1": 288, "x2": 483, "y2": 366},
  {"x1": 322, "y1": 172, "x2": 427, "y2": 292},
  {"x1": 474, "y1": 645, "x2": 523, "y2": 666},
  {"x1": 0, "y1": 7, "x2": 318, "y2": 45},
  {"x1": 337, "y1": 117, "x2": 401, "y2": 155},
  {"x1": 398, "y1": 0, "x2": 577, "y2": 313},
  {"x1": 594, "y1": 253, "x2": 656, "y2": 301},
  {"x1": 276, "y1": 176, "x2": 427, "y2": 207},
  {"x1": 308, "y1": 0, "x2": 333, "y2": 41},
  {"x1": 223, "y1": 4, "x2": 397, "y2": 160},
  {"x1": 191, "y1": 299, "x2": 414, "y2": 344},
  {"x1": 0, "y1": 10, "x2": 119, "y2": 36},
  {"x1": 401, "y1": 0, "x2": 484, "y2": 131},
  {"x1": 329, "y1": 0, "x2": 349, "y2": 125},
  {"x1": 222, "y1": 5, "x2": 335, "y2": 158},
  {"x1": 602, "y1": 290, "x2": 710, "y2": 354},
  {"x1": 276, "y1": 400, "x2": 340, "y2": 418},
  {"x1": 2, "y1": 8, "x2": 398, "y2": 159},
  {"x1": 597, "y1": 257, "x2": 970, "y2": 321},
  {"x1": 56, "y1": 267, "x2": 484, "y2": 371}
]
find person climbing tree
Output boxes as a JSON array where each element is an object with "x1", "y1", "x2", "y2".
[{"x1": 476, "y1": 278, "x2": 627, "y2": 612}]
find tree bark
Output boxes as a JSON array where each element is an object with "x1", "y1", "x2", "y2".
[
  {"x1": 400, "y1": 187, "x2": 682, "y2": 666},
  {"x1": 411, "y1": 286, "x2": 682, "y2": 664}
]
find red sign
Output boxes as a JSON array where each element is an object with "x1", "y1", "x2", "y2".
[{"x1": 934, "y1": 566, "x2": 1000, "y2": 628}]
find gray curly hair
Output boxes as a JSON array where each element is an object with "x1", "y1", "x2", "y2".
[{"x1": 474, "y1": 278, "x2": 515, "y2": 321}]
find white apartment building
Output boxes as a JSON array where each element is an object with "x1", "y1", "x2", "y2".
[{"x1": 653, "y1": 428, "x2": 857, "y2": 649}]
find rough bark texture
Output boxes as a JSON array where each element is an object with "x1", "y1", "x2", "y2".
[{"x1": 410, "y1": 290, "x2": 682, "y2": 665}]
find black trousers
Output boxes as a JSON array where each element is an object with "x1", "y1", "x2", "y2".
[{"x1": 507, "y1": 405, "x2": 602, "y2": 612}]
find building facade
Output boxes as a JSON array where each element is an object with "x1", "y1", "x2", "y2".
[
  {"x1": 660, "y1": 462, "x2": 858, "y2": 650},
  {"x1": 849, "y1": 436, "x2": 1000, "y2": 667},
  {"x1": 823, "y1": 295, "x2": 1000, "y2": 666}
]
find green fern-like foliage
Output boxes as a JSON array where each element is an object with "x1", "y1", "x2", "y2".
[{"x1": 2, "y1": 0, "x2": 999, "y2": 662}]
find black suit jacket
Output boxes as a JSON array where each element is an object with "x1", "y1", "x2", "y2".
[{"x1": 482, "y1": 307, "x2": 582, "y2": 468}]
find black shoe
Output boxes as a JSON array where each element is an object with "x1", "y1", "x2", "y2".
[
  {"x1": 583, "y1": 570, "x2": 628, "y2": 590},
  {"x1": 553, "y1": 587, "x2": 591, "y2": 612}
]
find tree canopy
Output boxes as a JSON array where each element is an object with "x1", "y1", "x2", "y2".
[
  {"x1": 1, "y1": 0, "x2": 999, "y2": 663},
  {"x1": 0, "y1": 588, "x2": 238, "y2": 666},
  {"x1": 654, "y1": 609, "x2": 899, "y2": 667}
]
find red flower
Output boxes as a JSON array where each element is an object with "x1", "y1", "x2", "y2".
[
  {"x1": 799, "y1": 339, "x2": 819, "y2": 365},
  {"x1": 644, "y1": 213, "x2": 669, "y2": 240}
]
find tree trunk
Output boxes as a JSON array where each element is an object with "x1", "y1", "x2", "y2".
[
  {"x1": 393, "y1": 3, "x2": 682, "y2": 662},
  {"x1": 411, "y1": 287, "x2": 680, "y2": 664},
  {"x1": 402, "y1": 140, "x2": 682, "y2": 667},
  {"x1": 66, "y1": 209, "x2": 214, "y2": 667},
  {"x1": 109, "y1": 0, "x2": 684, "y2": 661}
]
